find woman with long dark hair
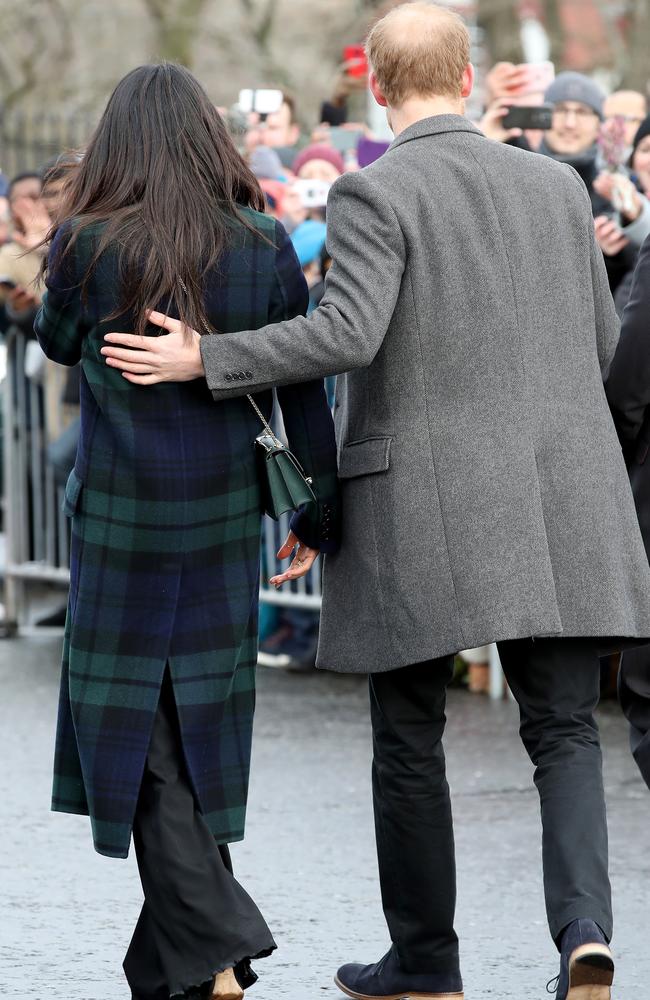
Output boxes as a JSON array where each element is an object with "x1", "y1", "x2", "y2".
[{"x1": 34, "y1": 63, "x2": 340, "y2": 1000}]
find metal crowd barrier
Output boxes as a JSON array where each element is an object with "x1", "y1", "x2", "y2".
[
  {"x1": 2, "y1": 328, "x2": 71, "y2": 633},
  {"x1": 1, "y1": 327, "x2": 322, "y2": 633}
]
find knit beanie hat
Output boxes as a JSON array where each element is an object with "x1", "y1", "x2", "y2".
[
  {"x1": 545, "y1": 72, "x2": 605, "y2": 120},
  {"x1": 292, "y1": 144, "x2": 345, "y2": 177},
  {"x1": 633, "y1": 114, "x2": 650, "y2": 152}
]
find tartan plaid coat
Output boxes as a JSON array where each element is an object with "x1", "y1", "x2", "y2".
[{"x1": 34, "y1": 210, "x2": 340, "y2": 859}]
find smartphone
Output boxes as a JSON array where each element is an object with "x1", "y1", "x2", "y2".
[
  {"x1": 503, "y1": 104, "x2": 553, "y2": 131},
  {"x1": 327, "y1": 126, "x2": 364, "y2": 154},
  {"x1": 0, "y1": 276, "x2": 17, "y2": 291},
  {"x1": 293, "y1": 179, "x2": 331, "y2": 209},
  {"x1": 343, "y1": 45, "x2": 368, "y2": 78},
  {"x1": 238, "y1": 89, "x2": 284, "y2": 118}
]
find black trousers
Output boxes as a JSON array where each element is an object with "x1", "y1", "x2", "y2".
[
  {"x1": 123, "y1": 670, "x2": 276, "y2": 1000},
  {"x1": 370, "y1": 636, "x2": 612, "y2": 974},
  {"x1": 619, "y1": 644, "x2": 650, "y2": 789}
]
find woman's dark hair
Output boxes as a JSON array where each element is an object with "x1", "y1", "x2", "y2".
[{"x1": 44, "y1": 63, "x2": 267, "y2": 336}]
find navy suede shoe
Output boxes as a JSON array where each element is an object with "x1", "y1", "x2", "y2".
[
  {"x1": 548, "y1": 919, "x2": 614, "y2": 1000},
  {"x1": 335, "y1": 946, "x2": 463, "y2": 999}
]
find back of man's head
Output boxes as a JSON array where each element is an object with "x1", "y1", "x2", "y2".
[{"x1": 366, "y1": 2, "x2": 470, "y2": 108}]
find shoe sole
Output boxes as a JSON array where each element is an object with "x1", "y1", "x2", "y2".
[
  {"x1": 333, "y1": 976, "x2": 463, "y2": 1000},
  {"x1": 567, "y1": 943, "x2": 614, "y2": 1000}
]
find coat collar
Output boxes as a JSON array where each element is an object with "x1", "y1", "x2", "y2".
[{"x1": 387, "y1": 113, "x2": 482, "y2": 152}]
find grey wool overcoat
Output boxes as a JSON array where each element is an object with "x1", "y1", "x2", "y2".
[{"x1": 201, "y1": 114, "x2": 650, "y2": 674}]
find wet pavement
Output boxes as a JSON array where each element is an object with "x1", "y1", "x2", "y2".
[{"x1": 1, "y1": 634, "x2": 649, "y2": 1000}]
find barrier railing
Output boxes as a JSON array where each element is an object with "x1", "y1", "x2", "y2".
[{"x1": 2, "y1": 328, "x2": 70, "y2": 633}]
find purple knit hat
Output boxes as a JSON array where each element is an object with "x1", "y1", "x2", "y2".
[{"x1": 292, "y1": 144, "x2": 345, "y2": 176}]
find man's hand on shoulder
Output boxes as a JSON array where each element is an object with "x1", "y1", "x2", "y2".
[{"x1": 101, "y1": 310, "x2": 205, "y2": 384}]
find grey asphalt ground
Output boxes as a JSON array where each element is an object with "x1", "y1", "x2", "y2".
[{"x1": 1, "y1": 634, "x2": 649, "y2": 1000}]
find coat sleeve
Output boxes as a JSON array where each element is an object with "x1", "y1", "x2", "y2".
[
  {"x1": 33, "y1": 223, "x2": 84, "y2": 367},
  {"x1": 565, "y1": 165, "x2": 620, "y2": 375},
  {"x1": 589, "y1": 222, "x2": 621, "y2": 377},
  {"x1": 268, "y1": 223, "x2": 341, "y2": 553},
  {"x1": 606, "y1": 233, "x2": 650, "y2": 456},
  {"x1": 199, "y1": 169, "x2": 406, "y2": 400}
]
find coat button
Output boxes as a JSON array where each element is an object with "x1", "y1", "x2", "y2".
[
  {"x1": 225, "y1": 374, "x2": 232, "y2": 382},
  {"x1": 245, "y1": 371, "x2": 253, "y2": 379}
]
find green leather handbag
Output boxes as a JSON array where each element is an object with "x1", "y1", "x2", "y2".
[
  {"x1": 188, "y1": 280, "x2": 317, "y2": 521},
  {"x1": 248, "y1": 395, "x2": 317, "y2": 520}
]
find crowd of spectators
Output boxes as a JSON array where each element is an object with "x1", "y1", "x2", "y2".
[{"x1": 1, "y1": 59, "x2": 650, "y2": 674}]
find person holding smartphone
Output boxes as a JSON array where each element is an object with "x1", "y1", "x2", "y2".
[
  {"x1": 34, "y1": 63, "x2": 340, "y2": 1000},
  {"x1": 481, "y1": 71, "x2": 643, "y2": 295}
]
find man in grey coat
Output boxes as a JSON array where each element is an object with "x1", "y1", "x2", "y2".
[{"x1": 102, "y1": 4, "x2": 650, "y2": 998}]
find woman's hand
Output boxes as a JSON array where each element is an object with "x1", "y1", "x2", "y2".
[
  {"x1": 102, "y1": 310, "x2": 204, "y2": 383},
  {"x1": 270, "y1": 531, "x2": 319, "y2": 587}
]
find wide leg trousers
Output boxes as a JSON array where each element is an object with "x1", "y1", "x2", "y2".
[
  {"x1": 123, "y1": 669, "x2": 276, "y2": 999},
  {"x1": 369, "y1": 636, "x2": 612, "y2": 974}
]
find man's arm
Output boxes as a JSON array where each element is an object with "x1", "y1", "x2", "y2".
[
  {"x1": 606, "y1": 234, "x2": 650, "y2": 453},
  {"x1": 102, "y1": 169, "x2": 406, "y2": 393},
  {"x1": 202, "y1": 170, "x2": 405, "y2": 399},
  {"x1": 564, "y1": 165, "x2": 620, "y2": 375},
  {"x1": 590, "y1": 215, "x2": 621, "y2": 377}
]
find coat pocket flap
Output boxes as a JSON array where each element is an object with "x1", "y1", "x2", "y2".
[
  {"x1": 338, "y1": 436, "x2": 392, "y2": 479},
  {"x1": 62, "y1": 468, "x2": 84, "y2": 517}
]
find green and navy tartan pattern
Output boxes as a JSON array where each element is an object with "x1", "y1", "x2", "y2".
[{"x1": 35, "y1": 209, "x2": 340, "y2": 858}]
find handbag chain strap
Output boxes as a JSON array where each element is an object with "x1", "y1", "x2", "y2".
[{"x1": 176, "y1": 279, "x2": 283, "y2": 449}]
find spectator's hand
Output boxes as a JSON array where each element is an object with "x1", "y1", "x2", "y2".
[
  {"x1": 12, "y1": 197, "x2": 51, "y2": 252},
  {"x1": 479, "y1": 100, "x2": 522, "y2": 143},
  {"x1": 270, "y1": 531, "x2": 319, "y2": 587},
  {"x1": 594, "y1": 215, "x2": 630, "y2": 256},
  {"x1": 593, "y1": 172, "x2": 643, "y2": 222},
  {"x1": 485, "y1": 62, "x2": 529, "y2": 103},
  {"x1": 8, "y1": 284, "x2": 39, "y2": 314},
  {"x1": 102, "y1": 311, "x2": 204, "y2": 383}
]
